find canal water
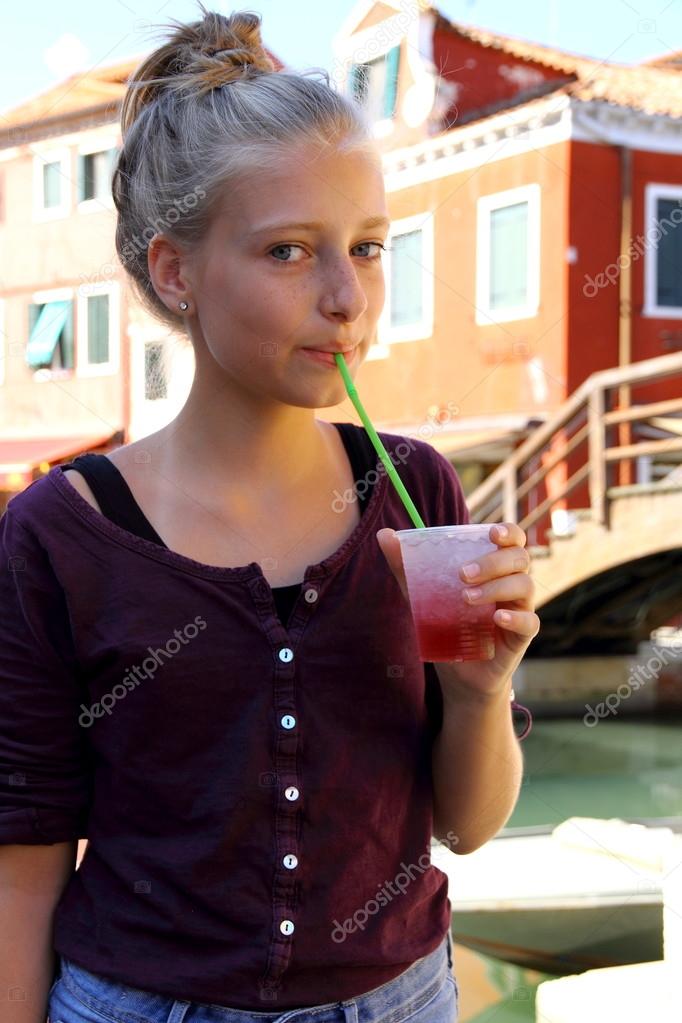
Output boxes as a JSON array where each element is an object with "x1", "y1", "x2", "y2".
[{"x1": 451, "y1": 712, "x2": 682, "y2": 1021}]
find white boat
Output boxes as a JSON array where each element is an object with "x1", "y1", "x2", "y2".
[{"x1": 431, "y1": 816, "x2": 682, "y2": 974}]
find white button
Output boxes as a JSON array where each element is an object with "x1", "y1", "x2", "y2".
[
  {"x1": 281, "y1": 715, "x2": 296, "y2": 730},
  {"x1": 284, "y1": 786, "x2": 299, "y2": 801},
  {"x1": 279, "y1": 648, "x2": 294, "y2": 663},
  {"x1": 283, "y1": 854, "x2": 298, "y2": 869},
  {"x1": 280, "y1": 919, "x2": 295, "y2": 935},
  {"x1": 304, "y1": 587, "x2": 318, "y2": 603}
]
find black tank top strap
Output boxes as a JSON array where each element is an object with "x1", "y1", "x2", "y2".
[
  {"x1": 61, "y1": 453, "x2": 168, "y2": 548},
  {"x1": 333, "y1": 422, "x2": 378, "y2": 494}
]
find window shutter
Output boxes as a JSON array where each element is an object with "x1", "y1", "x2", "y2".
[
  {"x1": 77, "y1": 154, "x2": 87, "y2": 202},
  {"x1": 390, "y1": 229, "x2": 423, "y2": 327},
  {"x1": 107, "y1": 147, "x2": 119, "y2": 189},
  {"x1": 383, "y1": 45, "x2": 400, "y2": 118},
  {"x1": 656, "y1": 198, "x2": 682, "y2": 307},
  {"x1": 87, "y1": 294, "x2": 110, "y2": 364},
  {"x1": 489, "y1": 201, "x2": 529, "y2": 310}
]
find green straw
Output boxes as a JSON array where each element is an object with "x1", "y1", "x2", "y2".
[{"x1": 334, "y1": 352, "x2": 426, "y2": 529}]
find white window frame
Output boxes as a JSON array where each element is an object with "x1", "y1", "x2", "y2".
[
  {"x1": 32, "y1": 147, "x2": 71, "y2": 221},
  {"x1": 77, "y1": 137, "x2": 118, "y2": 214},
  {"x1": 643, "y1": 182, "x2": 682, "y2": 319},
  {"x1": 378, "y1": 212, "x2": 434, "y2": 345},
  {"x1": 476, "y1": 183, "x2": 540, "y2": 325},
  {"x1": 76, "y1": 281, "x2": 120, "y2": 377},
  {"x1": 336, "y1": 18, "x2": 405, "y2": 140},
  {"x1": 29, "y1": 286, "x2": 75, "y2": 380}
]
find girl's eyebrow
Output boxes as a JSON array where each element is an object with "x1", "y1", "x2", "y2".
[{"x1": 249, "y1": 215, "x2": 390, "y2": 235}]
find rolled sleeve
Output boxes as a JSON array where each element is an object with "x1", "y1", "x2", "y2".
[{"x1": 0, "y1": 507, "x2": 91, "y2": 844}]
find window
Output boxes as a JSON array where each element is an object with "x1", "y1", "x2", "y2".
[
  {"x1": 43, "y1": 162, "x2": 61, "y2": 207},
  {"x1": 87, "y1": 294, "x2": 110, "y2": 363},
  {"x1": 391, "y1": 230, "x2": 424, "y2": 326},
  {"x1": 476, "y1": 184, "x2": 540, "y2": 324},
  {"x1": 145, "y1": 342, "x2": 168, "y2": 400},
  {"x1": 27, "y1": 300, "x2": 75, "y2": 371},
  {"x1": 78, "y1": 147, "x2": 118, "y2": 205},
  {"x1": 33, "y1": 148, "x2": 71, "y2": 219},
  {"x1": 349, "y1": 45, "x2": 400, "y2": 121},
  {"x1": 378, "y1": 213, "x2": 434, "y2": 344},
  {"x1": 644, "y1": 183, "x2": 682, "y2": 318},
  {"x1": 76, "y1": 283, "x2": 119, "y2": 376}
]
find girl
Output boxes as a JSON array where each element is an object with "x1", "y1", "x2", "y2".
[{"x1": 0, "y1": 6, "x2": 538, "y2": 1023}]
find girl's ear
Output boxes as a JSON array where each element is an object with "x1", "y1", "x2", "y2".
[{"x1": 147, "y1": 232, "x2": 193, "y2": 313}]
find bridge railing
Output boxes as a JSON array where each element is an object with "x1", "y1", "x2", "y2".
[{"x1": 467, "y1": 351, "x2": 682, "y2": 540}]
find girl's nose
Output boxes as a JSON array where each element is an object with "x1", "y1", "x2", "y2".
[{"x1": 319, "y1": 260, "x2": 368, "y2": 323}]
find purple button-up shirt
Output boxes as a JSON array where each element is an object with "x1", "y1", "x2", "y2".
[{"x1": 0, "y1": 431, "x2": 469, "y2": 1009}]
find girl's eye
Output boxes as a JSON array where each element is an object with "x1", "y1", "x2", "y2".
[
  {"x1": 269, "y1": 244, "x2": 306, "y2": 263},
  {"x1": 268, "y1": 242, "x2": 387, "y2": 263}
]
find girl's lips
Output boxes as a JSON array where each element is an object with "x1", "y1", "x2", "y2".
[{"x1": 299, "y1": 347, "x2": 358, "y2": 367}]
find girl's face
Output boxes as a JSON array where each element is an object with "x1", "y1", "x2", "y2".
[{"x1": 185, "y1": 140, "x2": 390, "y2": 408}]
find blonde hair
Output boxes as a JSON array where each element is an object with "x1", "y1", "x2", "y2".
[{"x1": 113, "y1": 4, "x2": 375, "y2": 331}]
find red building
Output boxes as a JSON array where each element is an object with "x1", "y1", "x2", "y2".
[{"x1": 334, "y1": 1, "x2": 682, "y2": 496}]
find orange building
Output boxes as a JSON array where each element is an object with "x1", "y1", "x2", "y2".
[{"x1": 1, "y1": 0, "x2": 681, "y2": 507}]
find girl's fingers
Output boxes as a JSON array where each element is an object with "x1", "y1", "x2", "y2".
[
  {"x1": 492, "y1": 523, "x2": 527, "y2": 548},
  {"x1": 495, "y1": 608, "x2": 541, "y2": 638},
  {"x1": 464, "y1": 573, "x2": 535, "y2": 608}
]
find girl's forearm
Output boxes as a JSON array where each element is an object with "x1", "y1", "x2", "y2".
[
  {"x1": 431, "y1": 672, "x2": 523, "y2": 854},
  {"x1": 0, "y1": 841, "x2": 76, "y2": 1023}
]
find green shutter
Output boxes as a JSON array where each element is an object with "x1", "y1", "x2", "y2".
[
  {"x1": 383, "y1": 45, "x2": 400, "y2": 118},
  {"x1": 489, "y1": 202, "x2": 529, "y2": 310},
  {"x1": 42, "y1": 162, "x2": 61, "y2": 208},
  {"x1": 656, "y1": 198, "x2": 682, "y2": 307},
  {"x1": 57, "y1": 303, "x2": 74, "y2": 369},
  {"x1": 26, "y1": 301, "x2": 69, "y2": 367},
  {"x1": 390, "y1": 230, "x2": 423, "y2": 327},
  {"x1": 107, "y1": 147, "x2": 119, "y2": 190},
  {"x1": 77, "y1": 154, "x2": 86, "y2": 202},
  {"x1": 87, "y1": 294, "x2": 109, "y2": 364}
]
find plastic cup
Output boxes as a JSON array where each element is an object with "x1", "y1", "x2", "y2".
[{"x1": 394, "y1": 525, "x2": 498, "y2": 662}]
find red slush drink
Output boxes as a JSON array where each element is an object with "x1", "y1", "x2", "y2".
[{"x1": 395, "y1": 525, "x2": 497, "y2": 662}]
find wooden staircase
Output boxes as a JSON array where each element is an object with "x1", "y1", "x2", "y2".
[{"x1": 465, "y1": 352, "x2": 682, "y2": 654}]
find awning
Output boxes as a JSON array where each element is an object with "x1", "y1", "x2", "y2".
[
  {"x1": 26, "y1": 300, "x2": 69, "y2": 367},
  {"x1": 374, "y1": 415, "x2": 545, "y2": 463},
  {"x1": 0, "y1": 433, "x2": 117, "y2": 490}
]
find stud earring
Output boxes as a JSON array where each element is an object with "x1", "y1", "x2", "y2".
[{"x1": 179, "y1": 300, "x2": 189, "y2": 311}]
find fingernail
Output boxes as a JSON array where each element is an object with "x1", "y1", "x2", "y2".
[
  {"x1": 498, "y1": 610, "x2": 512, "y2": 623},
  {"x1": 465, "y1": 587, "x2": 483, "y2": 601},
  {"x1": 462, "y1": 562, "x2": 480, "y2": 580},
  {"x1": 496, "y1": 525, "x2": 508, "y2": 538}
]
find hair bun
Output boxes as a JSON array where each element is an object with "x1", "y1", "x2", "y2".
[
  {"x1": 121, "y1": 6, "x2": 275, "y2": 134},
  {"x1": 196, "y1": 10, "x2": 275, "y2": 86}
]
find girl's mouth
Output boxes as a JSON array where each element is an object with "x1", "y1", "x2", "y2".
[{"x1": 299, "y1": 347, "x2": 358, "y2": 368}]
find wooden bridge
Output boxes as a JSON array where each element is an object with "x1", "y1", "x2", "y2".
[{"x1": 467, "y1": 352, "x2": 682, "y2": 656}]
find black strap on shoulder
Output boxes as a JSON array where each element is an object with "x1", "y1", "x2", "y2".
[
  {"x1": 61, "y1": 454, "x2": 168, "y2": 547},
  {"x1": 333, "y1": 422, "x2": 379, "y2": 505}
]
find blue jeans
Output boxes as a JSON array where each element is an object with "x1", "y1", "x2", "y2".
[{"x1": 48, "y1": 933, "x2": 458, "y2": 1023}]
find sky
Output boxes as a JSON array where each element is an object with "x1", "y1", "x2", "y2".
[{"x1": 1, "y1": 0, "x2": 681, "y2": 118}]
